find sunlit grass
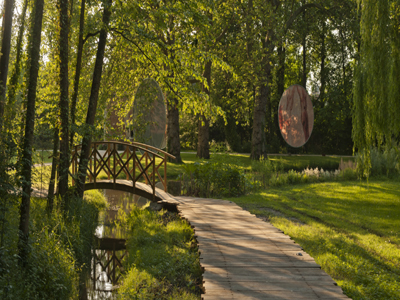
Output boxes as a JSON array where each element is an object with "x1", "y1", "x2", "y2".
[
  {"x1": 228, "y1": 180, "x2": 400, "y2": 300},
  {"x1": 117, "y1": 206, "x2": 202, "y2": 299}
]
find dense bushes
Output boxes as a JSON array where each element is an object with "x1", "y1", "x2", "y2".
[
  {"x1": 180, "y1": 161, "x2": 248, "y2": 197},
  {"x1": 356, "y1": 147, "x2": 400, "y2": 178},
  {"x1": 178, "y1": 155, "x2": 365, "y2": 198}
]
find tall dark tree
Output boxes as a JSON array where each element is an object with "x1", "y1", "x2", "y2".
[
  {"x1": 0, "y1": 0, "x2": 15, "y2": 131},
  {"x1": 76, "y1": 0, "x2": 112, "y2": 198},
  {"x1": 197, "y1": 60, "x2": 211, "y2": 159},
  {"x1": 47, "y1": 128, "x2": 59, "y2": 213},
  {"x1": 6, "y1": 0, "x2": 28, "y2": 126},
  {"x1": 58, "y1": 0, "x2": 70, "y2": 204},
  {"x1": 70, "y1": 0, "x2": 86, "y2": 148},
  {"x1": 196, "y1": 5, "x2": 234, "y2": 159},
  {"x1": 18, "y1": 0, "x2": 45, "y2": 265}
]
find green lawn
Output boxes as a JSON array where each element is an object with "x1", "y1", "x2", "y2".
[{"x1": 227, "y1": 179, "x2": 400, "y2": 300}]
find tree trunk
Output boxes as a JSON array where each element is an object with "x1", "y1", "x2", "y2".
[
  {"x1": 75, "y1": 0, "x2": 112, "y2": 199},
  {"x1": 302, "y1": 10, "x2": 307, "y2": 89},
  {"x1": 251, "y1": 82, "x2": 269, "y2": 160},
  {"x1": 197, "y1": 114, "x2": 210, "y2": 158},
  {"x1": 58, "y1": 0, "x2": 70, "y2": 205},
  {"x1": 70, "y1": 0, "x2": 86, "y2": 148},
  {"x1": 276, "y1": 44, "x2": 286, "y2": 139},
  {"x1": 167, "y1": 96, "x2": 182, "y2": 163},
  {"x1": 47, "y1": 128, "x2": 59, "y2": 213},
  {"x1": 320, "y1": 22, "x2": 326, "y2": 104},
  {"x1": 18, "y1": 0, "x2": 44, "y2": 266},
  {"x1": 197, "y1": 60, "x2": 211, "y2": 159},
  {"x1": 6, "y1": 0, "x2": 27, "y2": 125},
  {"x1": 0, "y1": 0, "x2": 15, "y2": 131},
  {"x1": 251, "y1": 34, "x2": 273, "y2": 160}
]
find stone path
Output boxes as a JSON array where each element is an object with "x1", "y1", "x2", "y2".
[{"x1": 165, "y1": 196, "x2": 351, "y2": 300}]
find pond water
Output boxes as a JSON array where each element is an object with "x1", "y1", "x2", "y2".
[
  {"x1": 88, "y1": 189, "x2": 150, "y2": 299},
  {"x1": 95, "y1": 189, "x2": 149, "y2": 239}
]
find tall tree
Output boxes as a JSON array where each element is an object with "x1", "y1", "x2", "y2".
[
  {"x1": 70, "y1": 0, "x2": 86, "y2": 148},
  {"x1": 75, "y1": 0, "x2": 112, "y2": 198},
  {"x1": 47, "y1": 128, "x2": 59, "y2": 212},
  {"x1": 5, "y1": 0, "x2": 28, "y2": 128},
  {"x1": 196, "y1": 3, "x2": 235, "y2": 159},
  {"x1": 353, "y1": 0, "x2": 400, "y2": 174},
  {"x1": 249, "y1": 0, "x2": 276, "y2": 160},
  {"x1": 58, "y1": 0, "x2": 70, "y2": 204},
  {"x1": 18, "y1": 0, "x2": 45, "y2": 265},
  {"x1": 0, "y1": 0, "x2": 15, "y2": 131}
]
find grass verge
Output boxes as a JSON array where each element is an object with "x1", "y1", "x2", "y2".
[
  {"x1": 117, "y1": 205, "x2": 202, "y2": 299},
  {"x1": 227, "y1": 179, "x2": 400, "y2": 300}
]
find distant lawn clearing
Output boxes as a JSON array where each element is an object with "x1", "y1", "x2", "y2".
[
  {"x1": 167, "y1": 153, "x2": 355, "y2": 180},
  {"x1": 228, "y1": 180, "x2": 400, "y2": 300}
]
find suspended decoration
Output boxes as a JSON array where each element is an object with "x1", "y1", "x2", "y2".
[{"x1": 278, "y1": 84, "x2": 314, "y2": 148}]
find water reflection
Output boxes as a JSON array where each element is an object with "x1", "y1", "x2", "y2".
[
  {"x1": 88, "y1": 189, "x2": 150, "y2": 299},
  {"x1": 96, "y1": 189, "x2": 149, "y2": 239}
]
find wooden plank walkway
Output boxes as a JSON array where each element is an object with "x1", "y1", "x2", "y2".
[{"x1": 165, "y1": 196, "x2": 351, "y2": 300}]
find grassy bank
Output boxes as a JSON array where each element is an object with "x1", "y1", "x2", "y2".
[
  {"x1": 0, "y1": 191, "x2": 107, "y2": 299},
  {"x1": 116, "y1": 205, "x2": 202, "y2": 299},
  {"x1": 227, "y1": 179, "x2": 400, "y2": 300}
]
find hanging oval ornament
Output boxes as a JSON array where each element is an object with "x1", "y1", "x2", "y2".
[
  {"x1": 132, "y1": 78, "x2": 167, "y2": 149},
  {"x1": 278, "y1": 84, "x2": 314, "y2": 148}
]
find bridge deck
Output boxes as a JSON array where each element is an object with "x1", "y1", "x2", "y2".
[
  {"x1": 84, "y1": 179, "x2": 172, "y2": 202},
  {"x1": 162, "y1": 196, "x2": 351, "y2": 300}
]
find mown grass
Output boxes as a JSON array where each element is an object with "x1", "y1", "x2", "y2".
[{"x1": 227, "y1": 179, "x2": 400, "y2": 300}]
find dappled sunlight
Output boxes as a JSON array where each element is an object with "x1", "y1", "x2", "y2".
[{"x1": 228, "y1": 180, "x2": 400, "y2": 300}]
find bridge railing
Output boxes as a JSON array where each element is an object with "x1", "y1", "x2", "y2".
[{"x1": 71, "y1": 141, "x2": 176, "y2": 197}]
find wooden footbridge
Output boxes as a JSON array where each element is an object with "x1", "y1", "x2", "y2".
[
  {"x1": 70, "y1": 141, "x2": 175, "y2": 201},
  {"x1": 68, "y1": 141, "x2": 350, "y2": 299}
]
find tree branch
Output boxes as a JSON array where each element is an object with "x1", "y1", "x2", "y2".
[
  {"x1": 110, "y1": 29, "x2": 183, "y2": 101},
  {"x1": 214, "y1": 14, "x2": 235, "y2": 45},
  {"x1": 83, "y1": 31, "x2": 101, "y2": 44},
  {"x1": 285, "y1": 3, "x2": 326, "y2": 33}
]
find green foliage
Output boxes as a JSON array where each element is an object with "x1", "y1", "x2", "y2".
[
  {"x1": 356, "y1": 147, "x2": 400, "y2": 178},
  {"x1": 0, "y1": 190, "x2": 105, "y2": 299},
  {"x1": 117, "y1": 206, "x2": 201, "y2": 299},
  {"x1": 229, "y1": 180, "x2": 400, "y2": 300},
  {"x1": 353, "y1": 0, "x2": 400, "y2": 172},
  {"x1": 83, "y1": 189, "x2": 109, "y2": 210},
  {"x1": 180, "y1": 161, "x2": 247, "y2": 197},
  {"x1": 0, "y1": 199, "x2": 78, "y2": 299}
]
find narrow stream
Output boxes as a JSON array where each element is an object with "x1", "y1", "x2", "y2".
[{"x1": 88, "y1": 190, "x2": 148, "y2": 299}]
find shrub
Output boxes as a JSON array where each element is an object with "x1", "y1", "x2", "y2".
[
  {"x1": 181, "y1": 161, "x2": 249, "y2": 197},
  {"x1": 338, "y1": 168, "x2": 358, "y2": 181},
  {"x1": 287, "y1": 169, "x2": 302, "y2": 184},
  {"x1": 356, "y1": 146, "x2": 400, "y2": 178}
]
